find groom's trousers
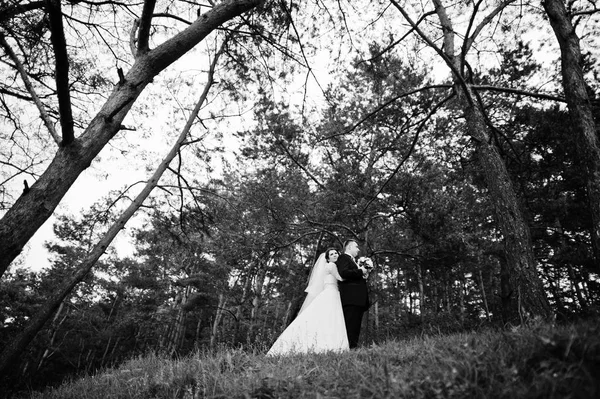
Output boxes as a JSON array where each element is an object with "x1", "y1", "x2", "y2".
[{"x1": 343, "y1": 305, "x2": 365, "y2": 348}]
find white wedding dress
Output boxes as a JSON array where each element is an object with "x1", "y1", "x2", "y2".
[{"x1": 267, "y1": 259, "x2": 349, "y2": 356}]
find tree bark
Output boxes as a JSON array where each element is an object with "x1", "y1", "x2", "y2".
[
  {"x1": 0, "y1": 0, "x2": 262, "y2": 278},
  {"x1": 468, "y1": 103, "x2": 551, "y2": 319},
  {"x1": 543, "y1": 0, "x2": 600, "y2": 267}
]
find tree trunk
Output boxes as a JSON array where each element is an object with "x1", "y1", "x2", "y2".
[
  {"x1": 169, "y1": 286, "x2": 191, "y2": 353},
  {"x1": 0, "y1": 0, "x2": 262, "y2": 277},
  {"x1": 210, "y1": 294, "x2": 226, "y2": 349},
  {"x1": 498, "y1": 255, "x2": 513, "y2": 324},
  {"x1": 406, "y1": 271, "x2": 414, "y2": 313},
  {"x1": 442, "y1": 0, "x2": 551, "y2": 320},
  {"x1": 283, "y1": 301, "x2": 293, "y2": 328},
  {"x1": 459, "y1": 277, "x2": 465, "y2": 327},
  {"x1": 544, "y1": 0, "x2": 600, "y2": 266},
  {"x1": 233, "y1": 273, "x2": 252, "y2": 344},
  {"x1": 416, "y1": 262, "x2": 425, "y2": 315},
  {"x1": 550, "y1": 266, "x2": 566, "y2": 317},
  {"x1": 195, "y1": 309, "x2": 204, "y2": 349},
  {"x1": 247, "y1": 266, "x2": 266, "y2": 344},
  {"x1": 466, "y1": 96, "x2": 552, "y2": 320},
  {"x1": 478, "y1": 269, "x2": 490, "y2": 322},
  {"x1": 36, "y1": 301, "x2": 66, "y2": 371},
  {"x1": 567, "y1": 263, "x2": 587, "y2": 310}
]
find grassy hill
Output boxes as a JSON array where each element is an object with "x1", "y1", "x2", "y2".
[{"x1": 21, "y1": 319, "x2": 600, "y2": 399}]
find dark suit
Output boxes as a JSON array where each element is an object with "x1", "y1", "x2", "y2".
[{"x1": 336, "y1": 253, "x2": 369, "y2": 348}]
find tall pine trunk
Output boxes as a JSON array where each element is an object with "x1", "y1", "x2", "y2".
[
  {"x1": 544, "y1": 0, "x2": 600, "y2": 267},
  {"x1": 434, "y1": 0, "x2": 551, "y2": 320},
  {"x1": 466, "y1": 101, "x2": 551, "y2": 320},
  {"x1": 393, "y1": 0, "x2": 552, "y2": 321}
]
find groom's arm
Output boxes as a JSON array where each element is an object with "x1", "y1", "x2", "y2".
[{"x1": 336, "y1": 256, "x2": 364, "y2": 281}]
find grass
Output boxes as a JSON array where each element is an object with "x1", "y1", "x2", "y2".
[{"x1": 20, "y1": 318, "x2": 600, "y2": 398}]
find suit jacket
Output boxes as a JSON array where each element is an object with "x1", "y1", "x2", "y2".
[{"x1": 336, "y1": 253, "x2": 369, "y2": 309}]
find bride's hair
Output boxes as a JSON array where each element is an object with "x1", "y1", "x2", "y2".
[{"x1": 325, "y1": 247, "x2": 339, "y2": 262}]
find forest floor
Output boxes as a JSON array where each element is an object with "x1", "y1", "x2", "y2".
[{"x1": 20, "y1": 318, "x2": 600, "y2": 399}]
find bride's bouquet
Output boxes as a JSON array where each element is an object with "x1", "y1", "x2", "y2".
[{"x1": 357, "y1": 256, "x2": 374, "y2": 270}]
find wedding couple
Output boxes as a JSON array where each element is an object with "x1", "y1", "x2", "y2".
[{"x1": 267, "y1": 239, "x2": 371, "y2": 356}]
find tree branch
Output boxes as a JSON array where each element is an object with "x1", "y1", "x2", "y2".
[
  {"x1": 389, "y1": 0, "x2": 473, "y2": 106},
  {"x1": 360, "y1": 92, "x2": 455, "y2": 214},
  {"x1": 572, "y1": 7, "x2": 600, "y2": 16},
  {"x1": 358, "y1": 11, "x2": 436, "y2": 64},
  {"x1": 320, "y1": 84, "x2": 453, "y2": 141},
  {"x1": 472, "y1": 85, "x2": 566, "y2": 102},
  {"x1": 137, "y1": 0, "x2": 157, "y2": 55},
  {"x1": 277, "y1": 141, "x2": 326, "y2": 190},
  {"x1": 463, "y1": 0, "x2": 516, "y2": 55},
  {"x1": 153, "y1": 12, "x2": 193, "y2": 25},
  {"x1": 45, "y1": 0, "x2": 74, "y2": 145},
  {"x1": 461, "y1": 0, "x2": 483, "y2": 74}
]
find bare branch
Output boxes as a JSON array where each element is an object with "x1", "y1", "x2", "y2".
[
  {"x1": 130, "y1": 18, "x2": 140, "y2": 57},
  {"x1": 153, "y1": 12, "x2": 193, "y2": 25},
  {"x1": 0, "y1": 33, "x2": 61, "y2": 145},
  {"x1": 463, "y1": 0, "x2": 516, "y2": 55},
  {"x1": 461, "y1": 0, "x2": 483, "y2": 74},
  {"x1": 277, "y1": 141, "x2": 326, "y2": 190},
  {"x1": 360, "y1": 92, "x2": 455, "y2": 214},
  {"x1": 281, "y1": 1, "x2": 328, "y2": 114},
  {"x1": 137, "y1": 0, "x2": 157, "y2": 55},
  {"x1": 320, "y1": 84, "x2": 453, "y2": 141},
  {"x1": 572, "y1": 7, "x2": 600, "y2": 16},
  {"x1": 389, "y1": 0, "x2": 473, "y2": 105},
  {"x1": 472, "y1": 85, "x2": 566, "y2": 102},
  {"x1": 0, "y1": 87, "x2": 32, "y2": 101},
  {"x1": 45, "y1": 0, "x2": 74, "y2": 145},
  {"x1": 359, "y1": 11, "x2": 436, "y2": 65}
]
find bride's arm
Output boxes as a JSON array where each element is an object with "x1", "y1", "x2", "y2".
[{"x1": 328, "y1": 262, "x2": 344, "y2": 281}]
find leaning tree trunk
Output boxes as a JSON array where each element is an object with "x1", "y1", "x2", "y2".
[
  {"x1": 0, "y1": 38, "x2": 234, "y2": 377},
  {"x1": 435, "y1": 0, "x2": 552, "y2": 320},
  {"x1": 465, "y1": 100, "x2": 552, "y2": 320},
  {"x1": 392, "y1": 0, "x2": 552, "y2": 321},
  {"x1": 0, "y1": 0, "x2": 261, "y2": 278},
  {"x1": 543, "y1": 0, "x2": 600, "y2": 267}
]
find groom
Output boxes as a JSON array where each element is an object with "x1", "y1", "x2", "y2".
[{"x1": 336, "y1": 239, "x2": 370, "y2": 348}]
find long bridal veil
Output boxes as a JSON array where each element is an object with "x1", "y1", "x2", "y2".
[{"x1": 298, "y1": 252, "x2": 327, "y2": 315}]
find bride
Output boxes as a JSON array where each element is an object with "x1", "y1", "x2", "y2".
[{"x1": 267, "y1": 248, "x2": 349, "y2": 356}]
